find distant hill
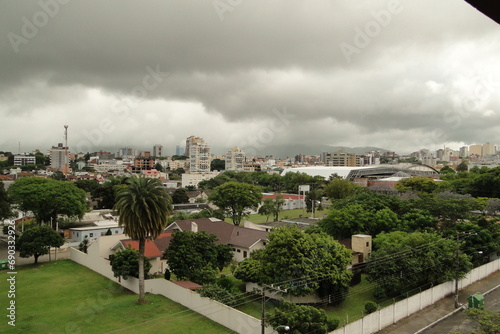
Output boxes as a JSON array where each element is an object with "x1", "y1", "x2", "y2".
[{"x1": 255, "y1": 144, "x2": 390, "y2": 158}]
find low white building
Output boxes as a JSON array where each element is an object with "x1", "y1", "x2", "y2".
[
  {"x1": 70, "y1": 221, "x2": 124, "y2": 243},
  {"x1": 181, "y1": 171, "x2": 219, "y2": 188}
]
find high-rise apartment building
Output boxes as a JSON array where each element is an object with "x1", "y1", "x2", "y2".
[
  {"x1": 459, "y1": 146, "x2": 469, "y2": 158},
  {"x1": 153, "y1": 144, "x2": 163, "y2": 157},
  {"x1": 225, "y1": 147, "x2": 245, "y2": 171},
  {"x1": 185, "y1": 136, "x2": 211, "y2": 173},
  {"x1": 482, "y1": 143, "x2": 496, "y2": 156},
  {"x1": 49, "y1": 143, "x2": 69, "y2": 170},
  {"x1": 321, "y1": 150, "x2": 360, "y2": 167},
  {"x1": 134, "y1": 151, "x2": 155, "y2": 171},
  {"x1": 469, "y1": 144, "x2": 482, "y2": 156},
  {"x1": 175, "y1": 145, "x2": 184, "y2": 156}
]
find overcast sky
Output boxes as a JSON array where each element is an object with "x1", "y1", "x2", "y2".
[{"x1": 0, "y1": 0, "x2": 499, "y2": 157}]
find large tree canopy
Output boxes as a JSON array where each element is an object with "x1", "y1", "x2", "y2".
[
  {"x1": 366, "y1": 231, "x2": 472, "y2": 299},
  {"x1": 111, "y1": 247, "x2": 152, "y2": 280},
  {"x1": 17, "y1": 225, "x2": 64, "y2": 264},
  {"x1": 165, "y1": 230, "x2": 232, "y2": 284},
  {"x1": 208, "y1": 181, "x2": 262, "y2": 226},
  {"x1": 0, "y1": 181, "x2": 13, "y2": 220},
  {"x1": 113, "y1": 177, "x2": 173, "y2": 304},
  {"x1": 235, "y1": 226, "x2": 352, "y2": 302},
  {"x1": 8, "y1": 177, "x2": 87, "y2": 225},
  {"x1": 324, "y1": 177, "x2": 362, "y2": 200}
]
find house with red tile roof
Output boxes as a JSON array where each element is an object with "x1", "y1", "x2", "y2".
[
  {"x1": 261, "y1": 193, "x2": 305, "y2": 210},
  {"x1": 110, "y1": 234, "x2": 171, "y2": 275},
  {"x1": 165, "y1": 218, "x2": 269, "y2": 262}
]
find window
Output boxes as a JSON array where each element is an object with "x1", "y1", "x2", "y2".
[
  {"x1": 237, "y1": 249, "x2": 241, "y2": 253},
  {"x1": 243, "y1": 251, "x2": 247, "y2": 258},
  {"x1": 366, "y1": 242, "x2": 370, "y2": 247},
  {"x1": 90, "y1": 233, "x2": 93, "y2": 237}
]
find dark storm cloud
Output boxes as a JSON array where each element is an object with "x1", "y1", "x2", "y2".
[{"x1": 0, "y1": 0, "x2": 498, "y2": 154}]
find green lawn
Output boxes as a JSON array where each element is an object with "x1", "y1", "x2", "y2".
[
  {"x1": 226, "y1": 207, "x2": 329, "y2": 225},
  {"x1": 321, "y1": 275, "x2": 377, "y2": 325},
  {"x1": 232, "y1": 275, "x2": 376, "y2": 326},
  {"x1": 0, "y1": 260, "x2": 236, "y2": 334}
]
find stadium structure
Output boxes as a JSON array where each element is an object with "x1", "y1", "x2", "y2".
[{"x1": 281, "y1": 164, "x2": 439, "y2": 186}]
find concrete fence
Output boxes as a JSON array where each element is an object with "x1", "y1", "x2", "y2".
[
  {"x1": 329, "y1": 258, "x2": 500, "y2": 334},
  {"x1": 70, "y1": 247, "x2": 271, "y2": 334}
]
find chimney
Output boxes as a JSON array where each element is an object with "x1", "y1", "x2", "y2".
[{"x1": 191, "y1": 222, "x2": 198, "y2": 233}]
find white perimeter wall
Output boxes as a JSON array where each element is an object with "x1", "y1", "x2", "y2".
[
  {"x1": 329, "y1": 258, "x2": 500, "y2": 334},
  {"x1": 70, "y1": 247, "x2": 272, "y2": 334}
]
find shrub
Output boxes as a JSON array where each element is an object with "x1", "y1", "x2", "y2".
[
  {"x1": 164, "y1": 269, "x2": 171, "y2": 280},
  {"x1": 327, "y1": 318, "x2": 340, "y2": 331},
  {"x1": 198, "y1": 284, "x2": 241, "y2": 307},
  {"x1": 365, "y1": 301, "x2": 378, "y2": 314},
  {"x1": 216, "y1": 276, "x2": 233, "y2": 290}
]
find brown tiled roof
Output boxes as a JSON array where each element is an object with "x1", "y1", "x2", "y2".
[
  {"x1": 167, "y1": 218, "x2": 268, "y2": 248},
  {"x1": 337, "y1": 238, "x2": 352, "y2": 250},
  {"x1": 154, "y1": 232, "x2": 173, "y2": 253},
  {"x1": 171, "y1": 281, "x2": 203, "y2": 290},
  {"x1": 230, "y1": 226, "x2": 269, "y2": 248},
  {"x1": 186, "y1": 191, "x2": 202, "y2": 198}
]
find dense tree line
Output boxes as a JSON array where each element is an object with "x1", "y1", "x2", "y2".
[{"x1": 313, "y1": 171, "x2": 500, "y2": 300}]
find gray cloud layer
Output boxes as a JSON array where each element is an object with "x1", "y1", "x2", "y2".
[{"x1": 0, "y1": 0, "x2": 499, "y2": 156}]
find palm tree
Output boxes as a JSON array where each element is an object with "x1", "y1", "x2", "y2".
[{"x1": 113, "y1": 177, "x2": 172, "y2": 304}]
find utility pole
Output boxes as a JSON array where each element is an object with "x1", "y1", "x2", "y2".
[
  {"x1": 63, "y1": 125, "x2": 69, "y2": 175},
  {"x1": 261, "y1": 285, "x2": 266, "y2": 334},
  {"x1": 455, "y1": 231, "x2": 477, "y2": 308},
  {"x1": 454, "y1": 231, "x2": 460, "y2": 308},
  {"x1": 261, "y1": 284, "x2": 288, "y2": 334}
]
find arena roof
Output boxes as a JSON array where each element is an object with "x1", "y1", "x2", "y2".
[
  {"x1": 281, "y1": 166, "x2": 377, "y2": 179},
  {"x1": 282, "y1": 164, "x2": 439, "y2": 181}
]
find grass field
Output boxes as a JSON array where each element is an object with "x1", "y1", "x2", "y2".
[
  {"x1": 0, "y1": 260, "x2": 236, "y2": 334},
  {"x1": 232, "y1": 275, "x2": 377, "y2": 325},
  {"x1": 321, "y1": 275, "x2": 377, "y2": 325},
  {"x1": 226, "y1": 207, "x2": 329, "y2": 225}
]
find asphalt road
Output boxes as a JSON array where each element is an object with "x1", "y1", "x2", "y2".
[
  {"x1": 377, "y1": 271, "x2": 500, "y2": 334},
  {"x1": 421, "y1": 282, "x2": 500, "y2": 334}
]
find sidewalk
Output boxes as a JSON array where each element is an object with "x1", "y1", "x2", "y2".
[
  {"x1": 376, "y1": 270, "x2": 500, "y2": 334},
  {"x1": 0, "y1": 238, "x2": 72, "y2": 266}
]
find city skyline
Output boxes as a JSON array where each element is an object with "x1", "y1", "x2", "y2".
[
  {"x1": 4, "y1": 138, "x2": 498, "y2": 160},
  {"x1": 1, "y1": 1, "x2": 499, "y2": 156}
]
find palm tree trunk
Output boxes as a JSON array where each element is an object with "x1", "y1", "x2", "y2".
[{"x1": 138, "y1": 238, "x2": 146, "y2": 304}]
